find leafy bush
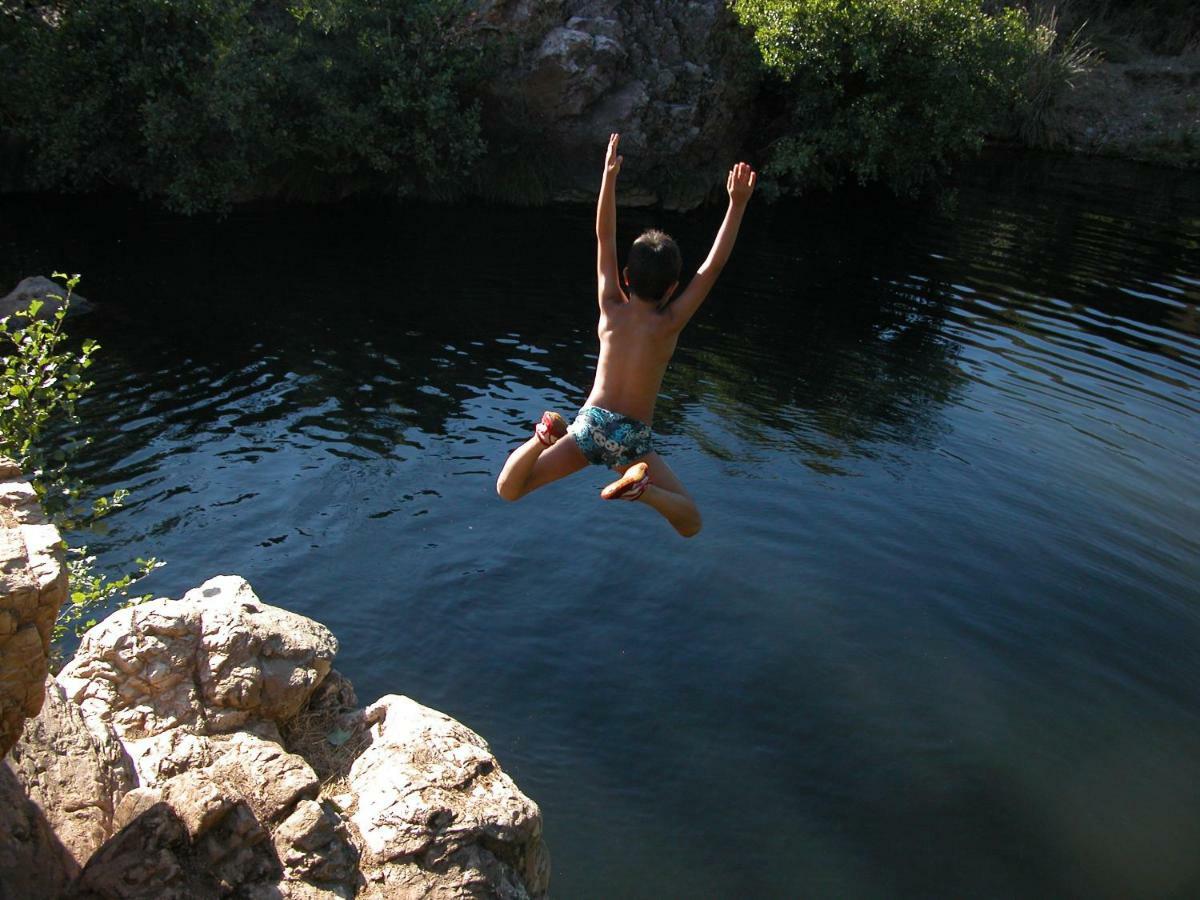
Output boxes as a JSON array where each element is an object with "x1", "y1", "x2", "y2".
[
  {"x1": 733, "y1": 0, "x2": 1038, "y2": 196},
  {"x1": 0, "y1": 278, "x2": 97, "y2": 472},
  {"x1": 0, "y1": 274, "x2": 159, "y2": 659},
  {"x1": 1, "y1": 0, "x2": 488, "y2": 212},
  {"x1": 59, "y1": 550, "x2": 159, "y2": 652}
]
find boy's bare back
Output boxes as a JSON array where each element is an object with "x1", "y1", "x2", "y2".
[
  {"x1": 587, "y1": 294, "x2": 682, "y2": 425},
  {"x1": 588, "y1": 133, "x2": 756, "y2": 425}
]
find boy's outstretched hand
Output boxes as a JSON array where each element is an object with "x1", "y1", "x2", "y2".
[
  {"x1": 727, "y1": 162, "x2": 756, "y2": 207},
  {"x1": 604, "y1": 133, "x2": 622, "y2": 177}
]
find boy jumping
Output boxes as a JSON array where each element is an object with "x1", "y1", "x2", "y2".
[{"x1": 495, "y1": 133, "x2": 756, "y2": 537}]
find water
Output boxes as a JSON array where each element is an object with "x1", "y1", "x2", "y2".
[{"x1": 2, "y1": 153, "x2": 1198, "y2": 898}]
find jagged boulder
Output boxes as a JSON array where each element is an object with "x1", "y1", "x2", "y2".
[
  {"x1": 70, "y1": 801, "x2": 278, "y2": 900},
  {"x1": 58, "y1": 575, "x2": 339, "y2": 746},
  {"x1": 473, "y1": 0, "x2": 759, "y2": 208},
  {"x1": 345, "y1": 695, "x2": 550, "y2": 899}
]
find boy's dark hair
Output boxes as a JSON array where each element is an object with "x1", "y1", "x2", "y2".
[{"x1": 626, "y1": 229, "x2": 681, "y2": 302}]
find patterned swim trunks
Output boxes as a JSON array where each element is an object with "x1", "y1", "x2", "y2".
[{"x1": 569, "y1": 406, "x2": 653, "y2": 468}]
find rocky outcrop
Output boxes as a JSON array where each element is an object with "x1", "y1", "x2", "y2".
[
  {"x1": 0, "y1": 276, "x2": 93, "y2": 321},
  {"x1": 473, "y1": 0, "x2": 759, "y2": 208},
  {"x1": 0, "y1": 458, "x2": 67, "y2": 759},
  {"x1": 6, "y1": 676, "x2": 133, "y2": 872},
  {"x1": 347, "y1": 696, "x2": 549, "y2": 898},
  {"x1": 2, "y1": 575, "x2": 549, "y2": 899},
  {"x1": 58, "y1": 575, "x2": 339, "y2": 744}
]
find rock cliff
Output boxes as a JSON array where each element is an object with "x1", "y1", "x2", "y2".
[
  {"x1": 473, "y1": 0, "x2": 759, "y2": 208},
  {"x1": 0, "y1": 467, "x2": 549, "y2": 899}
]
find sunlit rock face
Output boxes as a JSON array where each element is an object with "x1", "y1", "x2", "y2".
[
  {"x1": 0, "y1": 462, "x2": 74, "y2": 897},
  {"x1": 0, "y1": 459, "x2": 67, "y2": 760},
  {"x1": 473, "y1": 0, "x2": 758, "y2": 208},
  {"x1": 58, "y1": 575, "x2": 340, "y2": 745},
  {"x1": 348, "y1": 695, "x2": 550, "y2": 899},
  {"x1": 3, "y1": 574, "x2": 549, "y2": 899}
]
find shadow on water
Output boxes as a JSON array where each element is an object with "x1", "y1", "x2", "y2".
[{"x1": 2, "y1": 150, "x2": 1199, "y2": 898}]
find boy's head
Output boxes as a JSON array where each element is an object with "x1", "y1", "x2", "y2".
[{"x1": 625, "y1": 229, "x2": 681, "y2": 303}]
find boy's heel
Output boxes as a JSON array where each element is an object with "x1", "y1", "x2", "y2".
[
  {"x1": 535, "y1": 411, "x2": 568, "y2": 447},
  {"x1": 601, "y1": 462, "x2": 650, "y2": 500}
]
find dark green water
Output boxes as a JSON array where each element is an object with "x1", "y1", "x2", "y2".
[{"x1": 2, "y1": 153, "x2": 1198, "y2": 898}]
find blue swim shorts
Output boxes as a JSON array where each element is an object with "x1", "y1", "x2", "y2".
[{"x1": 569, "y1": 406, "x2": 653, "y2": 468}]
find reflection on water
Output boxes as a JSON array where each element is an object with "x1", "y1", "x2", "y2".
[{"x1": 2, "y1": 152, "x2": 1198, "y2": 898}]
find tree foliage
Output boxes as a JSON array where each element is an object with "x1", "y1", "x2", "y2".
[
  {"x1": 734, "y1": 0, "x2": 1037, "y2": 196},
  {"x1": 0, "y1": 276, "x2": 97, "y2": 476},
  {"x1": 0, "y1": 0, "x2": 487, "y2": 212},
  {"x1": 0, "y1": 275, "x2": 158, "y2": 658}
]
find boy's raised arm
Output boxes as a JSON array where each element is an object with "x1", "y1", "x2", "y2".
[
  {"x1": 596, "y1": 133, "x2": 625, "y2": 305},
  {"x1": 666, "y1": 162, "x2": 756, "y2": 329}
]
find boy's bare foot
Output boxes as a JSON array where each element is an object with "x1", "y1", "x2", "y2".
[
  {"x1": 601, "y1": 461, "x2": 650, "y2": 501},
  {"x1": 535, "y1": 411, "x2": 568, "y2": 447}
]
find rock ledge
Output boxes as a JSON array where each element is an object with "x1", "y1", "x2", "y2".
[{"x1": 1, "y1": 575, "x2": 549, "y2": 899}]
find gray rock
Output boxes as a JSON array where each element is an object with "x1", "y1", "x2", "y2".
[
  {"x1": 206, "y1": 731, "x2": 320, "y2": 825},
  {"x1": 273, "y1": 799, "x2": 360, "y2": 886},
  {"x1": 75, "y1": 772, "x2": 285, "y2": 897},
  {"x1": 0, "y1": 276, "x2": 93, "y2": 322},
  {"x1": 112, "y1": 787, "x2": 165, "y2": 832},
  {"x1": 106, "y1": 718, "x2": 347, "y2": 894},
  {"x1": 159, "y1": 768, "x2": 235, "y2": 838},
  {"x1": 69, "y1": 801, "x2": 216, "y2": 900}
]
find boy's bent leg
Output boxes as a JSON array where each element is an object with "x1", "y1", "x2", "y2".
[
  {"x1": 496, "y1": 430, "x2": 588, "y2": 501},
  {"x1": 608, "y1": 452, "x2": 702, "y2": 538}
]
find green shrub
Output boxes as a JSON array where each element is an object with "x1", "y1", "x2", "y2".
[
  {"x1": 0, "y1": 275, "x2": 98, "y2": 476},
  {"x1": 0, "y1": 274, "x2": 158, "y2": 661},
  {"x1": 59, "y1": 550, "x2": 160, "y2": 655},
  {"x1": 1, "y1": 0, "x2": 488, "y2": 212},
  {"x1": 733, "y1": 0, "x2": 1038, "y2": 196}
]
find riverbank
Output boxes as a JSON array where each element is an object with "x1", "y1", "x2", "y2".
[{"x1": 1055, "y1": 54, "x2": 1200, "y2": 168}]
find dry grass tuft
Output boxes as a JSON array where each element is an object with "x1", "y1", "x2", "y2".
[
  {"x1": 1018, "y1": 5, "x2": 1102, "y2": 146},
  {"x1": 281, "y1": 669, "x2": 372, "y2": 797}
]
